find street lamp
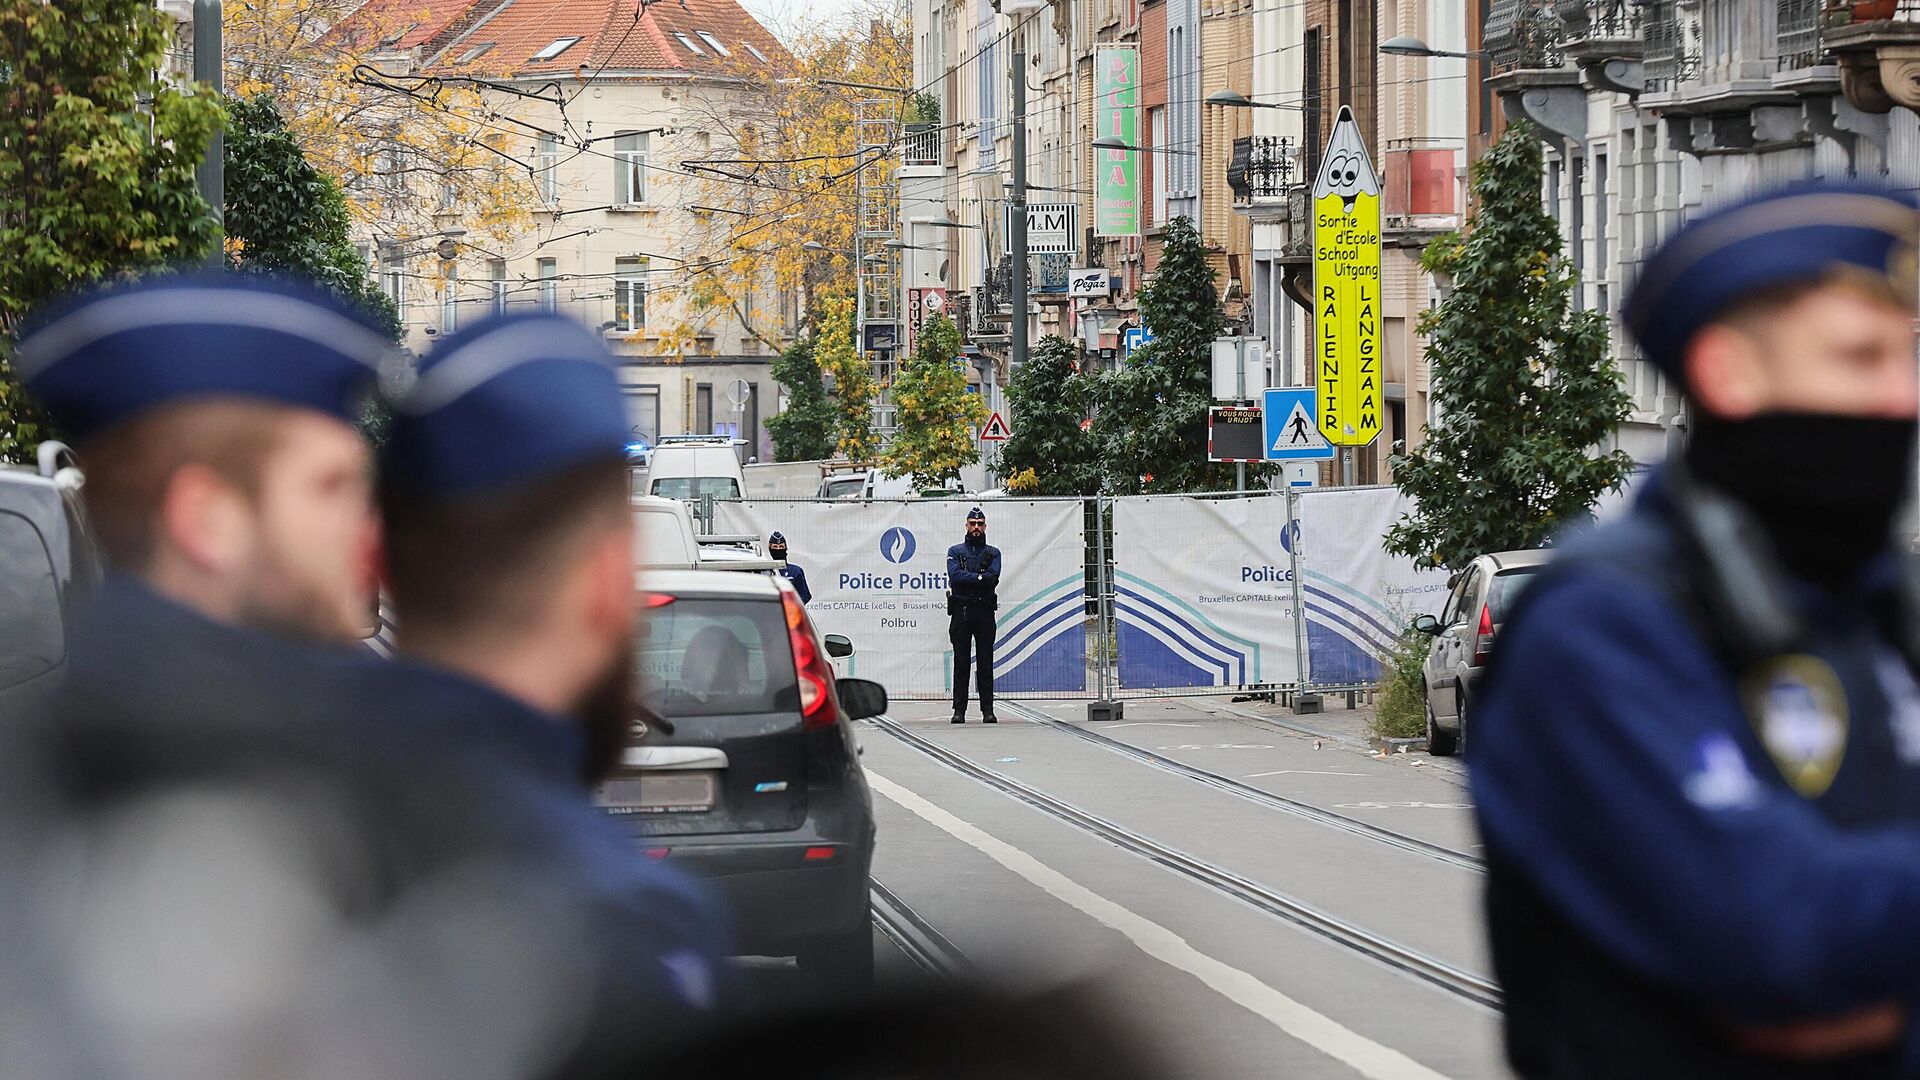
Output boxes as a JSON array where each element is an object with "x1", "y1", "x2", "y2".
[
  {"x1": 1091, "y1": 135, "x2": 1198, "y2": 156},
  {"x1": 1204, "y1": 90, "x2": 1306, "y2": 111},
  {"x1": 1379, "y1": 35, "x2": 1486, "y2": 59}
]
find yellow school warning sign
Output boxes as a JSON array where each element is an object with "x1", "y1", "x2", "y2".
[{"x1": 1311, "y1": 105, "x2": 1383, "y2": 447}]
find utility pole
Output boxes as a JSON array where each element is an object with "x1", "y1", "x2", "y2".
[
  {"x1": 1011, "y1": 51, "x2": 1028, "y2": 380},
  {"x1": 194, "y1": 0, "x2": 224, "y2": 267}
]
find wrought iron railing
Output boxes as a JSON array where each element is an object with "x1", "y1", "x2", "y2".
[
  {"x1": 1555, "y1": 0, "x2": 1640, "y2": 40},
  {"x1": 1226, "y1": 135, "x2": 1298, "y2": 203},
  {"x1": 1641, "y1": 0, "x2": 1701, "y2": 92},
  {"x1": 1486, "y1": 0, "x2": 1566, "y2": 69},
  {"x1": 1775, "y1": 0, "x2": 1826, "y2": 69}
]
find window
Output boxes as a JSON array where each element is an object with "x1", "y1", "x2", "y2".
[
  {"x1": 457, "y1": 41, "x2": 495, "y2": 64},
  {"x1": 1546, "y1": 158, "x2": 1562, "y2": 223},
  {"x1": 1303, "y1": 28, "x2": 1323, "y2": 177},
  {"x1": 631, "y1": 598, "x2": 798, "y2": 718},
  {"x1": 441, "y1": 264, "x2": 459, "y2": 332},
  {"x1": 695, "y1": 383, "x2": 713, "y2": 433},
  {"x1": 1149, "y1": 106, "x2": 1168, "y2": 226},
  {"x1": 488, "y1": 258, "x2": 507, "y2": 314},
  {"x1": 695, "y1": 31, "x2": 730, "y2": 56},
  {"x1": 674, "y1": 32, "x2": 705, "y2": 55},
  {"x1": 530, "y1": 36, "x2": 580, "y2": 61},
  {"x1": 613, "y1": 132, "x2": 648, "y2": 204},
  {"x1": 743, "y1": 41, "x2": 768, "y2": 62},
  {"x1": 1570, "y1": 154, "x2": 1585, "y2": 298},
  {"x1": 537, "y1": 132, "x2": 558, "y2": 202},
  {"x1": 1595, "y1": 149, "x2": 1610, "y2": 296},
  {"x1": 0, "y1": 511, "x2": 63, "y2": 691},
  {"x1": 649, "y1": 476, "x2": 740, "y2": 501},
  {"x1": 382, "y1": 245, "x2": 406, "y2": 319},
  {"x1": 537, "y1": 257, "x2": 557, "y2": 312},
  {"x1": 614, "y1": 257, "x2": 647, "y2": 331}
]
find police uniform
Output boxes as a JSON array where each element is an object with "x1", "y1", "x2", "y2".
[
  {"x1": 769, "y1": 531, "x2": 811, "y2": 603},
  {"x1": 1473, "y1": 183, "x2": 1920, "y2": 1078},
  {"x1": 948, "y1": 507, "x2": 1002, "y2": 723}
]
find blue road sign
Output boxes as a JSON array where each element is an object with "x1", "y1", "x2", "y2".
[
  {"x1": 1122, "y1": 326, "x2": 1153, "y2": 358},
  {"x1": 1263, "y1": 388, "x2": 1335, "y2": 461}
]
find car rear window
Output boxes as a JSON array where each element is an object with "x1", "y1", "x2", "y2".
[
  {"x1": 1490, "y1": 567, "x2": 1544, "y2": 620},
  {"x1": 821, "y1": 477, "x2": 864, "y2": 498},
  {"x1": 651, "y1": 476, "x2": 741, "y2": 501},
  {"x1": 0, "y1": 510, "x2": 64, "y2": 690},
  {"x1": 635, "y1": 597, "x2": 798, "y2": 717}
]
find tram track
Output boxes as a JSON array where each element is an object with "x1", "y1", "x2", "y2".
[
  {"x1": 869, "y1": 878, "x2": 970, "y2": 979},
  {"x1": 997, "y1": 701, "x2": 1483, "y2": 873},
  {"x1": 865, "y1": 714, "x2": 1502, "y2": 1012}
]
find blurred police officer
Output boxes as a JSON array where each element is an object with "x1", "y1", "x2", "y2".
[
  {"x1": 768, "y1": 530, "x2": 811, "y2": 603},
  {"x1": 3, "y1": 274, "x2": 393, "y2": 1077},
  {"x1": 948, "y1": 506, "x2": 1001, "y2": 724},
  {"x1": 365, "y1": 312, "x2": 729, "y2": 1074},
  {"x1": 1473, "y1": 180, "x2": 1920, "y2": 1076}
]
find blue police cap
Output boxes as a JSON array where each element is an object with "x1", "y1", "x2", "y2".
[
  {"x1": 967, "y1": 506, "x2": 986, "y2": 521},
  {"x1": 386, "y1": 313, "x2": 626, "y2": 496},
  {"x1": 1624, "y1": 179, "x2": 1920, "y2": 379},
  {"x1": 15, "y1": 273, "x2": 391, "y2": 442},
  {"x1": 769, "y1": 532, "x2": 786, "y2": 544}
]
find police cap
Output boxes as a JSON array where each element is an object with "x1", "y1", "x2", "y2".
[
  {"x1": 386, "y1": 313, "x2": 626, "y2": 496},
  {"x1": 1624, "y1": 179, "x2": 1920, "y2": 380},
  {"x1": 15, "y1": 273, "x2": 391, "y2": 442}
]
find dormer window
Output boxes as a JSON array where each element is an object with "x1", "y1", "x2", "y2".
[
  {"x1": 674, "y1": 32, "x2": 705, "y2": 55},
  {"x1": 742, "y1": 41, "x2": 768, "y2": 62},
  {"x1": 530, "y1": 36, "x2": 580, "y2": 60},
  {"x1": 457, "y1": 41, "x2": 495, "y2": 63},
  {"x1": 695, "y1": 31, "x2": 730, "y2": 56}
]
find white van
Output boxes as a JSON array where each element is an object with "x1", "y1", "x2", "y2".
[
  {"x1": 646, "y1": 436, "x2": 746, "y2": 502},
  {"x1": 633, "y1": 496, "x2": 778, "y2": 573}
]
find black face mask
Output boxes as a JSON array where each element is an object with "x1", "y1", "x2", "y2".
[
  {"x1": 769, "y1": 547, "x2": 787, "y2": 562},
  {"x1": 1685, "y1": 412, "x2": 1917, "y2": 590}
]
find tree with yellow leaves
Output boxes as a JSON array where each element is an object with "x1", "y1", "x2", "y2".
[{"x1": 815, "y1": 293, "x2": 879, "y2": 462}]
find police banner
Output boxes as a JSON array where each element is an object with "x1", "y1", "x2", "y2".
[
  {"x1": 713, "y1": 500, "x2": 1089, "y2": 699},
  {"x1": 1111, "y1": 491, "x2": 1448, "y2": 689}
]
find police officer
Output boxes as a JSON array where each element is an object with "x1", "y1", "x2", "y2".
[
  {"x1": 365, "y1": 312, "x2": 730, "y2": 1072},
  {"x1": 1473, "y1": 180, "x2": 1920, "y2": 1076},
  {"x1": 948, "y1": 506, "x2": 1001, "y2": 724},
  {"x1": 768, "y1": 530, "x2": 811, "y2": 603}
]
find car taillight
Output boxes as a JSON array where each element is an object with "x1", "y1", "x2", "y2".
[
  {"x1": 782, "y1": 589, "x2": 837, "y2": 730},
  {"x1": 642, "y1": 592, "x2": 676, "y2": 608},
  {"x1": 1472, "y1": 603, "x2": 1495, "y2": 667}
]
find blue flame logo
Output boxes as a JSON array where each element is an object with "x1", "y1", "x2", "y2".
[
  {"x1": 1279, "y1": 519, "x2": 1302, "y2": 554},
  {"x1": 880, "y1": 527, "x2": 917, "y2": 564}
]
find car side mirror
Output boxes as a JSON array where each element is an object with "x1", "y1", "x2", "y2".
[
  {"x1": 823, "y1": 634, "x2": 854, "y2": 658},
  {"x1": 1410, "y1": 614, "x2": 1441, "y2": 635},
  {"x1": 837, "y1": 677, "x2": 888, "y2": 720}
]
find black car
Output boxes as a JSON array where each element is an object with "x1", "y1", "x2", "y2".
[
  {"x1": 0, "y1": 442, "x2": 100, "y2": 716},
  {"x1": 615, "y1": 569, "x2": 885, "y2": 989}
]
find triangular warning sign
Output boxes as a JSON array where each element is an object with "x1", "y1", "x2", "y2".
[
  {"x1": 979, "y1": 411, "x2": 1012, "y2": 442},
  {"x1": 1272, "y1": 400, "x2": 1328, "y2": 454}
]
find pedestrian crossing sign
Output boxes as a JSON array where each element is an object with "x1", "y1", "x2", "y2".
[{"x1": 1263, "y1": 388, "x2": 1335, "y2": 461}]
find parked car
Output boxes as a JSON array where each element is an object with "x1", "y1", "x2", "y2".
[
  {"x1": 632, "y1": 496, "x2": 778, "y2": 574},
  {"x1": 616, "y1": 570, "x2": 885, "y2": 989},
  {"x1": 646, "y1": 435, "x2": 746, "y2": 502},
  {"x1": 1411, "y1": 548, "x2": 1552, "y2": 757},
  {"x1": 0, "y1": 442, "x2": 101, "y2": 717}
]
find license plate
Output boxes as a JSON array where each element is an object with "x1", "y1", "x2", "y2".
[{"x1": 597, "y1": 772, "x2": 716, "y2": 815}]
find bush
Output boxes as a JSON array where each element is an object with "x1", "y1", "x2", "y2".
[{"x1": 1369, "y1": 623, "x2": 1431, "y2": 741}]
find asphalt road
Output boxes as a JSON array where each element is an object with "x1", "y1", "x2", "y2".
[{"x1": 828, "y1": 695, "x2": 1510, "y2": 1080}]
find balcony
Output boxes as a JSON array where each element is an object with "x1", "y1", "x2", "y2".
[
  {"x1": 1486, "y1": 0, "x2": 1565, "y2": 71},
  {"x1": 1554, "y1": 0, "x2": 1645, "y2": 92},
  {"x1": 1382, "y1": 143, "x2": 1461, "y2": 243},
  {"x1": 1485, "y1": 0, "x2": 1587, "y2": 144},
  {"x1": 1777, "y1": 0, "x2": 1827, "y2": 70},
  {"x1": 1226, "y1": 135, "x2": 1299, "y2": 206},
  {"x1": 902, "y1": 122, "x2": 942, "y2": 167},
  {"x1": 1824, "y1": 0, "x2": 1920, "y2": 115},
  {"x1": 1640, "y1": 0, "x2": 1701, "y2": 95}
]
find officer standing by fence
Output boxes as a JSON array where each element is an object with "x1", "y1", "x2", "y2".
[
  {"x1": 1473, "y1": 180, "x2": 1920, "y2": 1076},
  {"x1": 948, "y1": 506, "x2": 1001, "y2": 724},
  {"x1": 768, "y1": 531, "x2": 811, "y2": 603}
]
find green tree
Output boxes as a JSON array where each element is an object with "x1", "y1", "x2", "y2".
[
  {"x1": 1385, "y1": 123, "x2": 1633, "y2": 572},
  {"x1": 223, "y1": 95, "x2": 399, "y2": 340},
  {"x1": 0, "y1": 0, "x2": 224, "y2": 460},
  {"x1": 1092, "y1": 216, "x2": 1235, "y2": 494},
  {"x1": 815, "y1": 293, "x2": 879, "y2": 462},
  {"x1": 766, "y1": 335, "x2": 839, "y2": 461},
  {"x1": 881, "y1": 313, "x2": 985, "y2": 488},
  {"x1": 1001, "y1": 335, "x2": 1099, "y2": 495}
]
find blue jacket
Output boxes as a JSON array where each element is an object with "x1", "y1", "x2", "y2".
[
  {"x1": 947, "y1": 540, "x2": 1002, "y2": 610},
  {"x1": 1473, "y1": 472, "x2": 1920, "y2": 1075},
  {"x1": 778, "y1": 561, "x2": 811, "y2": 604}
]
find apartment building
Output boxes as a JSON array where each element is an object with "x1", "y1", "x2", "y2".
[{"x1": 347, "y1": 0, "x2": 792, "y2": 460}]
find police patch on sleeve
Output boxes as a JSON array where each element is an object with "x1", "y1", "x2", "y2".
[{"x1": 1743, "y1": 655, "x2": 1849, "y2": 798}]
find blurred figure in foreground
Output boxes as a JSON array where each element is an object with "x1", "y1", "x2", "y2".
[
  {"x1": 366, "y1": 312, "x2": 729, "y2": 1073},
  {"x1": 2, "y1": 274, "x2": 394, "y2": 1078},
  {"x1": 1474, "y1": 181, "x2": 1920, "y2": 1077}
]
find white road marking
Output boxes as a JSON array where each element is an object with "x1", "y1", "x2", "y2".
[
  {"x1": 866, "y1": 769, "x2": 1453, "y2": 1080},
  {"x1": 1106, "y1": 721, "x2": 1199, "y2": 729},
  {"x1": 1245, "y1": 769, "x2": 1367, "y2": 778},
  {"x1": 1157, "y1": 743, "x2": 1276, "y2": 751}
]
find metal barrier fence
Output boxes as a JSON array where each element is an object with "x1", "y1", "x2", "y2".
[{"x1": 704, "y1": 489, "x2": 1450, "y2": 705}]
